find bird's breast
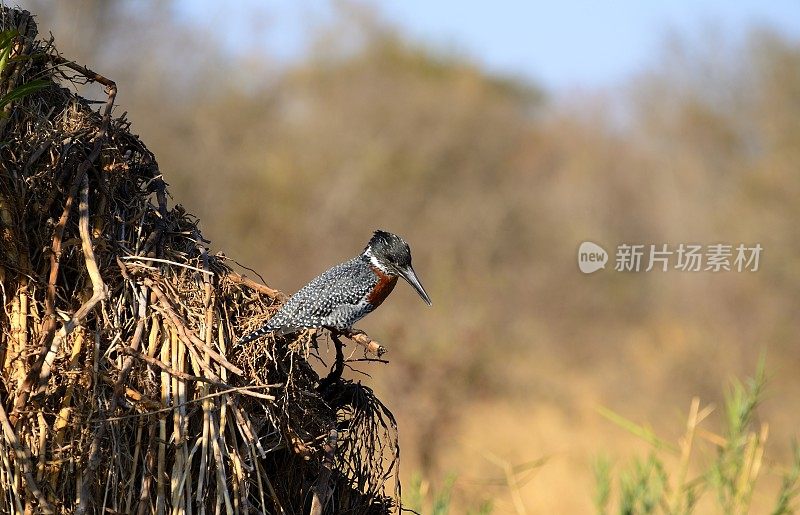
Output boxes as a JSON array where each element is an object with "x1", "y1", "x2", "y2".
[{"x1": 366, "y1": 266, "x2": 398, "y2": 308}]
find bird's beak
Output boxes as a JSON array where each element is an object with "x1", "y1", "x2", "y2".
[{"x1": 397, "y1": 265, "x2": 432, "y2": 306}]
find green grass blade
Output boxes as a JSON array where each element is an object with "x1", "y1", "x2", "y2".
[
  {"x1": 0, "y1": 78, "x2": 49, "y2": 110},
  {"x1": 597, "y1": 406, "x2": 679, "y2": 454}
]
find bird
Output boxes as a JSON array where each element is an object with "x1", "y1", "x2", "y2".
[{"x1": 238, "y1": 230, "x2": 431, "y2": 344}]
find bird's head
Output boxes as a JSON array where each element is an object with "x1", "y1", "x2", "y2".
[{"x1": 364, "y1": 230, "x2": 432, "y2": 306}]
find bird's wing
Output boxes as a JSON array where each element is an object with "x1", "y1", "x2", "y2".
[
  {"x1": 271, "y1": 257, "x2": 375, "y2": 327},
  {"x1": 238, "y1": 257, "x2": 375, "y2": 343}
]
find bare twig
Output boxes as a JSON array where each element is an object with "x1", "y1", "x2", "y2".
[
  {"x1": 225, "y1": 270, "x2": 285, "y2": 300},
  {"x1": 120, "y1": 255, "x2": 215, "y2": 276},
  {"x1": 0, "y1": 401, "x2": 54, "y2": 513},
  {"x1": 40, "y1": 175, "x2": 108, "y2": 388},
  {"x1": 310, "y1": 429, "x2": 338, "y2": 515},
  {"x1": 343, "y1": 328, "x2": 387, "y2": 357}
]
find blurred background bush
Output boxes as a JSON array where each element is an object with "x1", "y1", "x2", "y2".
[{"x1": 16, "y1": 0, "x2": 800, "y2": 511}]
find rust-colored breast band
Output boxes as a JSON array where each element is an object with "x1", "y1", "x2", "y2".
[{"x1": 366, "y1": 266, "x2": 398, "y2": 307}]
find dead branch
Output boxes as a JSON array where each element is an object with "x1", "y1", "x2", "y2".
[
  {"x1": 318, "y1": 333, "x2": 345, "y2": 391},
  {"x1": 344, "y1": 329, "x2": 387, "y2": 357},
  {"x1": 309, "y1": 429, "x2": 338, "y2": 515},
  {"x1": 0, "y1": 401, "x2": 54, "y2": 513},
  {"x1": 225, "y1": 270, "x2": 285, "y2": 300},
  {"x1": 121, "y1": 345, "x2": 217, "y2": 385},
  {"x1": 39, "y1": 174, "x2": 107, "y2": 390},
  {"x1": 11, "y1": 64, "x2": 115, "y2": 424},
  {"x1": 143, "y1": 278, "x2": 243, "y2": 377}
]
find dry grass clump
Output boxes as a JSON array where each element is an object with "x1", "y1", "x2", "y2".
[{"x1": 0, "y1": 7, "x2": 398, "y2": 513}]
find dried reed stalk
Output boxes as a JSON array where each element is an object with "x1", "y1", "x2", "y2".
[{"x1": 0, "y1": 6, "x2": 401, "y2": 514}]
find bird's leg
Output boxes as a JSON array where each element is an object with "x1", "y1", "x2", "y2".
[{"x1": 317, "y1": 330, "x2": 345, "y2": 391}]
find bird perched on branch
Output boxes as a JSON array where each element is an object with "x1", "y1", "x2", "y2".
[{"x1": 239, "y1": 230, "x2": 431, "y2": 344}]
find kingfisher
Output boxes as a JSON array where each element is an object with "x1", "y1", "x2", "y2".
[{"x1": 238, "y1": 230, "x2": 431, "y2": 344}]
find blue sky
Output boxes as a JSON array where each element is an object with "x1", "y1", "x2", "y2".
[{"x1": 177, "y1": 0, "x2": 800, "y2": 90}]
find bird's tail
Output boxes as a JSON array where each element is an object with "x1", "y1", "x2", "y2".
[{"x1": 237, "y1": 323, "x2": 275, "y2": 345}]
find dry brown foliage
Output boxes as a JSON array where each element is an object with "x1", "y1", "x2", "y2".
[{"x1": 0, "y1": 8, "x2": 399, "y2": 514}]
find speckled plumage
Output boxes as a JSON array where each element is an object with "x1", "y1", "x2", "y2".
[
  {"x1": 238, "y1": 230, "x2": 431, "y2": 344},
  {"x1": 241, "y1": 256, "x2": 379, "y2": 342}
]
